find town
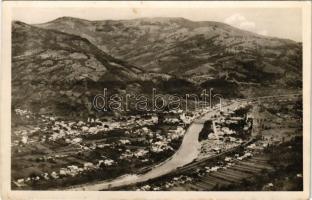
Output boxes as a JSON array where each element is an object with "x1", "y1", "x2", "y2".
[
  {"x1": 12, "y1": 100, "x2": 213, "y2": 189},
  {"x1": 11, "y1": 94, "x2": 302, "y2": 191}
]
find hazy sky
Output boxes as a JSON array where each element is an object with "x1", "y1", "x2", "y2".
[{"x1": 12, "y1": 5, "x2": 303, "y2": 41}]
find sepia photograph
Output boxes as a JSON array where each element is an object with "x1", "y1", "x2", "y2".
[{"x1": 0, "y1": 1, "x2": 311, "y2": 200}]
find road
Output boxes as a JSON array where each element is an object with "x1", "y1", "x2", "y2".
[{"x1": 66, "y1": 101, "x2": 241, "y2": 191}]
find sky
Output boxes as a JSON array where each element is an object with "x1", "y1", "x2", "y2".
[{"x1": 11, "y1": 5, "x2": 303, "y2": 42}]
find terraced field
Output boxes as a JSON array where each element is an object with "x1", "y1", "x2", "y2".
[{"x1": 170, "y1": 155, "x2": 273, "y2": 191}]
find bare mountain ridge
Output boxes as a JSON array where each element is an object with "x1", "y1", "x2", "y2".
[{"x1": 36, "y1": 17, "x2": 302, "y2": 88}]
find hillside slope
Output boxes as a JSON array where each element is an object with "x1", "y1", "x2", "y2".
[
  {"x1": 12, "y1": 21, "x2": 143, "y2": 116},
  {"x1": 37, "y1": 17, "x2": 302, "y2": 90},
  {"x1": 12, "y1": 21, "x2": 203, "y2": 116}
]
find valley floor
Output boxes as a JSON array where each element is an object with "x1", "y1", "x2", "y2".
[{"x1": 11, "y1": 94, "x2": 302, "y2": 191}]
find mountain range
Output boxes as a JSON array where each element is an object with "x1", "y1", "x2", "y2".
[
  {"x1": 37, "y1": 17, "x2": 302, "y2": 84},
  {"x1": 12, "y1": 17, "x2": 302, "y2": 116}
]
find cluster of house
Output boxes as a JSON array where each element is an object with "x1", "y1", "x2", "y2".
[
  {"x1": 119, "y1": 126, "x2": 186, "y2": 156},
  {"x1": 14, "y1": 108, "x2": 32, "y2": 119},
  {"x1": 137, "y1": 184, "x2": 157, "y2": 191},
  {"x1": 190, "y1": 150, "x2": 253, "y2": 181},
  {"x1": 12, "y1": 127, "x2": 42, "y2": 147},
  {"x1": 119, "y1": 148, "x2": 149, "y2": 160},
  {"x1": 167, "y1": 126, "x2": 185, "y2": 140},
  {"x1": 164, "y1": 175, "x2": 194, "y2": 189},
  {"x1": 15, "y1": 159, "x2": 115, "y2": 186},
  {"x1": 236, "y1": 151, "x2": 253, "y2": 160},
  {"x1": 197, "y1": 104, "x2": 252, "y2": 159},
  {"x1": 122, "y1": 124, "x2": 186, "y2": 155},
  {"x1": 13, "y1": 109, "x2": 160, "y2": 147},
  {"x1": 150, "y1": 126, "x2": 185, "y2": 153},
  {"x1": 14, "y1": 105, "x2": 211, "y2": 152},
  {"x1": 137, "y1": 175, "x2": 194, "y2": 191},
  {"x1": 127, "y1": 126, "x2": 153, "y2": 137},
  {"x1": 59, "y1": 159, "x2": 115, "y2": 178},
  {"x1": 208, "y1": 124, "x2": 238, "y2": 141},
  {"x1": 15, "y1": 175, "x2": 43, "y2": 187},
  {"x1": 150, "y1": 140, "x2": 174, "y2": 153},
  {"x1": 246, "y1": 142, "x2": 268, "y2": 151},
  {"x1": 161, "y1": 107, "x2": 211, "y2": 125},
  {"x1": 198, "y1": 139, "x2": 242, "y2": 160},
  {"x1": 15, "y1": 108, "x2": 31, "y2": 116},
  {"x1": 200, "y1": 150, "x2": 252, "y2": 175}
]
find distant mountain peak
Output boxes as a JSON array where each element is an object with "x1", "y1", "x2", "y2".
[
  {"x1": 50, "y1": 16, "x2": 91, "y2": 23},
  {"x1": 133, "y1": 16, "x2": 190, "y2": 22}
]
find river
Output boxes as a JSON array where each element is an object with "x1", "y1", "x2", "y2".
[{"x1": 68, "y1": 102, "x2": 239, "y2": 191}]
